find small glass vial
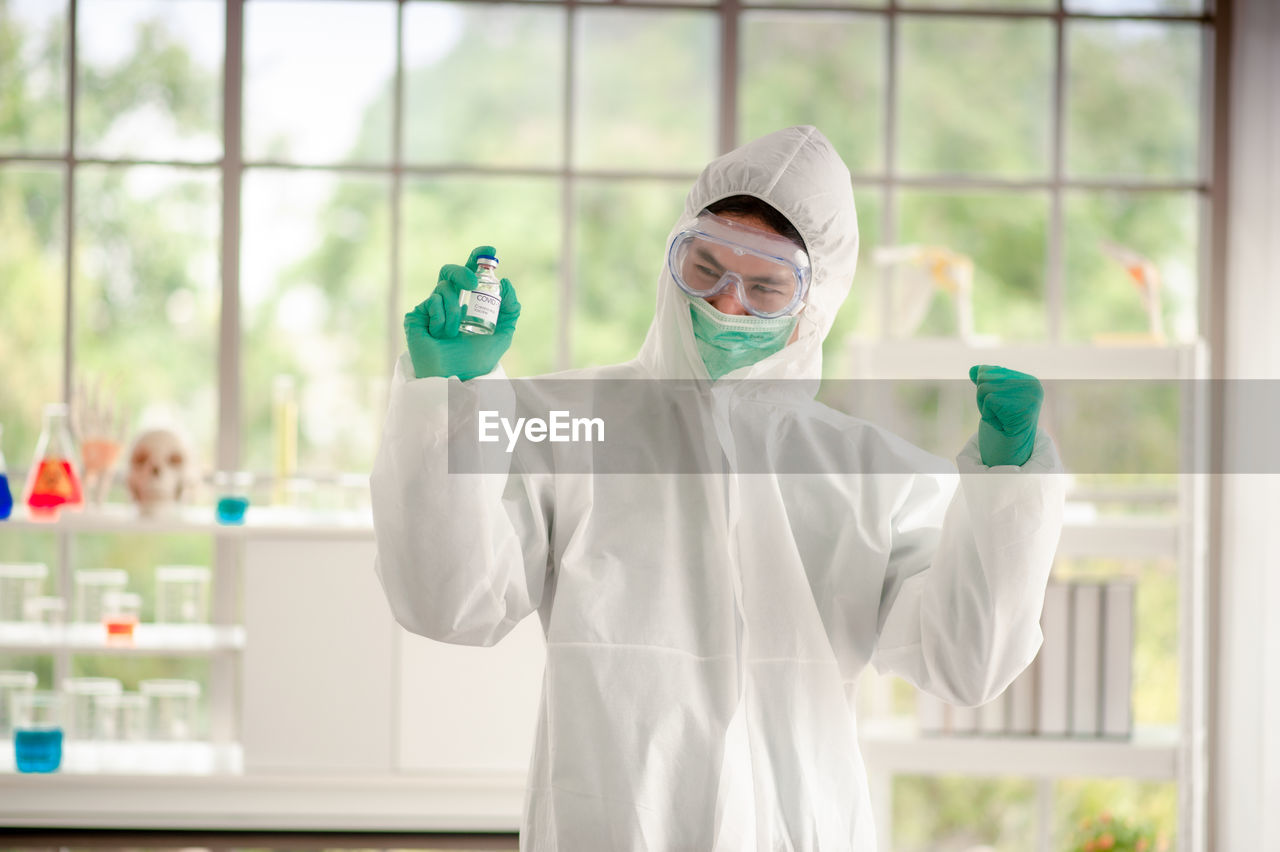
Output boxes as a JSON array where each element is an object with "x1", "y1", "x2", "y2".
[
  {"x1": 459, "y1": 254, "x2": 502, "y2": 335},
  {"x1": 101, "y1": 590, "x2": 142, "y2": 643}
]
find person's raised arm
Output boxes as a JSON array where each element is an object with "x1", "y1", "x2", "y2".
[
  {"x1": 371, "y1": 246, "x2": 550, "y2": 647},
  {"x1": 870, "y1": 366, "x2": 1066, "y2": 706}
]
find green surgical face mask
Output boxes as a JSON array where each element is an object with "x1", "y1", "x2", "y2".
[{"x1": 688, "y1": 296, "x2": 799, "y2": 381}]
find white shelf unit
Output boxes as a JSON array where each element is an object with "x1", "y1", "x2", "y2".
[
  {"x1": 0, "y1": 504, "x2": 546, "y2": 830},
  {"x1": 845, "y1": 337, "x2": 1210, "y2": 852}
]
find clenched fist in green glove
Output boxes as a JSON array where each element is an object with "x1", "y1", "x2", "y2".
[
  {"x1": 969, "y1": 364, "x2": 1043, "y2": 467},
  {"x1": 404, "y1": 245, "x2": 521, "y2": 381}
]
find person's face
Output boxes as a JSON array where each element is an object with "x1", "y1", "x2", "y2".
[{"x1": 689, "y1": 211, "x2": 805, "y2": 344}]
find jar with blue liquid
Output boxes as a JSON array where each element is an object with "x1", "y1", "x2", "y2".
[
  {"x1": 11, "y1": 690, "x2": 64, "y2": 773},
  {"x1": 0, "y1": 423, "x2": 13, "y2": 520},
  {"x1": 213, "y1": 471, "x2": 252, "y2": 525}
]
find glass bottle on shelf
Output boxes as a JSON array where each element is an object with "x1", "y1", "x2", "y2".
[
  {"x1": 0, "y1": 423, "x2": 13, "y2": 520},
  {"x1": 23, "y1": 403, "x2": 84, "y2": 520}
]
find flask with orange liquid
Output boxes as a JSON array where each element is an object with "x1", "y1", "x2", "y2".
[{"x1": 23, "y1": 403, "x2": 84, "y2": 520}]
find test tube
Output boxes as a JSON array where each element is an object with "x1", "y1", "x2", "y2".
[
  {"x1": 140, "y1": 679, "x2": 201, "y2": 741},
  {"x1": 155, "y1": 565, "x2": 210, "y2": 624},
  {"x1": 0, "y1": 670, "x2": 38, "y2": 738},
  {"x1": 62, "y1": 676, "x2": 122, "y2": 741},
  {"x1": 73, "y1": 569, "x2": 128, "y2": 624},
  {"x1": 0, "y1": 563, "x2": 48, "y2": 622}
]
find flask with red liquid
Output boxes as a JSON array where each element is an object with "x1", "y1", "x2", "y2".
[{"x1": 24, "y1": 403, "x2": 84, "y2": 520}]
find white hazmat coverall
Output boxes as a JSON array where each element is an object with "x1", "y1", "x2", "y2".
[{"x1": 371, "y1": 125, "x2": 1067, "y2": 851}]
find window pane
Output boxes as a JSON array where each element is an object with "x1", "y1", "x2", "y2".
[
  {"x1": 1067, "y1": 21, "x2": 1202, "y2": 180},
  {"x1": 908, "y1": 0, "x2": 1050, "y2": 6},
  {"x1": 1053, "y1": 778, "x2": 1177, "y2": 852},
  {"x1": 0, "y1": 0, "x2": 68, "y2": 154},
  {"x1": 1055, "y1": 557, "x2": 1179, "y2": 730},
  {"x1": 739, "y1": 12, "x2": 885, "y2": 175},
  {"x1": 892, "y1": 775, "x2": 1038, "y2": 852},
  {"x1": 572, "y1": 179, "x2": 688, "y2": 369},
  {"x1": 744, "y1": 0, "x2": 885, "y2": 7},
  {"x1": 404, "y1": 3, "x2": 563, "y2": 167},
  {"x1": 0, "y1": 166, "x2": 65, "y2": 468},
  {"x1": 899, "y1": 17, "x2": 1053, "y2": 178},
  {"x1": 241, "y1": 170, "x2": 390, "y2": 477},
  {"x1": 76, "y1": 0, "x2": 223, "y2": 161},
  {"x1": 1064, "y1": 190, "x2": 1198, "y2": 343},
  {"x1": 896, "y1": 189, "x2": 1049, "y2": 339},
  {"x1": 1068, "y1": 0, "x2": 1201, "y2": 13},
  {"x1": 401, "y1": 176, "x2": 561, "y2": 378},
  {"x1": 575, "y1": 9, "x2": 716, "y2": 172},
  {"x1": 245, "y1": 1, "x2": 396, "y2": 165},
  {"x1": 74, "y1": 166, "x2": 220, "y2": 469},
  {"x1": 823, "y1": 185, "x2": 882, "y2": 379}
]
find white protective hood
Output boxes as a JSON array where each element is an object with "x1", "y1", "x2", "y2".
[{"x1": 635, "y1": 125, "x2": 859, "y2": 383}]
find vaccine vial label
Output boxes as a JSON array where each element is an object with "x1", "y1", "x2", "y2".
[{"x1": 465, "y1": 284, "x2": 502, "y2": 326}]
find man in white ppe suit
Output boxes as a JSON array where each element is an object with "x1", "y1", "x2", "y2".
[{"x1": 372, "y1": 125, "x2": 1066, "y2": 850}]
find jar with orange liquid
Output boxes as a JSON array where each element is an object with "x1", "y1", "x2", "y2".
[{"x1": 23, "y1": 404, "x2": 84, "y2": 520}]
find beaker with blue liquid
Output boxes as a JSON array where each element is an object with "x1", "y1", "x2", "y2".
[
  {"x1": 11, "y1": 690, "x2": 64, "y2": 773},
  {"x1": 0, "y1": 423, "x2": 13, "y2": 520}
]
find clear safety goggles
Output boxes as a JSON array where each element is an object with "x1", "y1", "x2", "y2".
[{"x1": 668, "y1": 212, "x2": 811, "y2": 319}]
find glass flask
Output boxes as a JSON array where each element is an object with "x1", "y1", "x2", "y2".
[
  {"x1": 23, "y1": 403, "x2": 84, "y2": 520},
  {"x1": 459, "y1": 254, "x2": 503, "y2": 335},
  {"x1": 0, "y1": 423, "x2": 13, "y2": 520}
]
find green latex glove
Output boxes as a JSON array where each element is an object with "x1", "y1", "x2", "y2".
[
  {"x1": 969, "y1": 364, "x2": 1044, "y2": 467},
  {"x1": 403, "y1": 245, "x2": 521, "y2": 381}
]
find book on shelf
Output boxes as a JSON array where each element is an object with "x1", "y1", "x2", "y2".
[
  {"x1": 1037, "y1": 581, "x2": 1071, "y2": 736},
  {"x1": 1070, "y1": 582, "x2": 1104, "y2": 736},
  {"x1": 1101, "y1": 580, "x2": 1136, "y2": 738}
]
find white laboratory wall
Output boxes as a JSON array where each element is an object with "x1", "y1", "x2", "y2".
[
  {"x1": 242, "y1": 536, "x2": 543, "y2": 779},
  {"x1": 242, "y1": 538, "x2": 395, "y2": 772},
  {"x1": 1216, "y1": 0, "x2": 1280, "y2": 848}
]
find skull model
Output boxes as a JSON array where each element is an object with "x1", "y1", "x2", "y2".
[{"x1": 126, "y1": 429, "x2": 190, "y2": 516}]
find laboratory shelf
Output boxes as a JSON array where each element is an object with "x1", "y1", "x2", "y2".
[
  {"x1": 0, "y1": 761, "x2": 525, "y2": 831},
  {"x1": 0, "y1": 504, "x2": 1177, "y2": 556},
  {"x1": 0, "y1": 622, "x2": 245, "y2": 655},
  {"x1": 857, "y1": 718, "x2": 1179, "y2": 781},
  {"x1": 0, "y1": 503, "x2": 374, "y2": 539},
  {"x1": 844, "y1": 338, "x2": 1203, "y2": 381},
  {"x1": 0, "y1": 741, "x2": 242, "y2": 776}
]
